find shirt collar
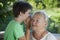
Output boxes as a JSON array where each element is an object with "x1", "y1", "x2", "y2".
[{"x1": 31, "y1": 32, "x2": 49, "y2": 40}]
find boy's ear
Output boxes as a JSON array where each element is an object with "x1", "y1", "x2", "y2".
[{"x1": 19, "y1": 12, "x2": 24, "y2": 16}]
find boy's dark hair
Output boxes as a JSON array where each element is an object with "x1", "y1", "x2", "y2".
[{"x1": 13, "y1": 1, "x2": 32, "y2": 17}]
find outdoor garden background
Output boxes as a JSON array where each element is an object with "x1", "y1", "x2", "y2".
[{"x1": 0, "y1": 0, "x2": 60, "y2": 35}]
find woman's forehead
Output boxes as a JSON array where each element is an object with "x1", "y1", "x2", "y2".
[{"x1": 33, "y1": 13, "x2": 44, "y2": 19}]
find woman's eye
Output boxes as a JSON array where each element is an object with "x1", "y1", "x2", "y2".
[
  {"x1": 37, "y1": 19, "x2": 40, "y2": 22},
  {"x1": 36, "y1": 20, "x2": 38, "y2": 22}
]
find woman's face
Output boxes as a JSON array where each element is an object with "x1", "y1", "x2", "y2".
[{"x1": 31, "y1": 13, "x2": 47, "y2": 32}]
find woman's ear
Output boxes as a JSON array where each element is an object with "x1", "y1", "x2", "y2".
[
  {"x1": 45, "y1": 21, "x2": 48, "y2": 27},
  {"x1": 44, "y1": 20, "x2": 48, "y2": 27}
]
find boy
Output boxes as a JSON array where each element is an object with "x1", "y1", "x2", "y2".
[{"x1": 4, "y1": 1, "x2": 32, "y2": 40}]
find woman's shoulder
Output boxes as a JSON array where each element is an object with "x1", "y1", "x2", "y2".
[{"x1": 47, "y1": 32, "x2": 57, "y2": 40}]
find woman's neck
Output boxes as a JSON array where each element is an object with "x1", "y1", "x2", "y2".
[{"x1": 33, "y1": 29, "x2": 48, "y2": 40}]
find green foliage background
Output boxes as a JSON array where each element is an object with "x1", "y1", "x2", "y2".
[
  {"x1": 27, "y1": 0, "x2": 60, "y2": 33},
  {"x1": 0, "y1": 0, "x2": 60, "y2": 33}
]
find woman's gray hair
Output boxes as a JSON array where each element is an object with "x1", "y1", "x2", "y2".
[{"x1": 32, "y1": 10, "x2": 48, "y2": 22}]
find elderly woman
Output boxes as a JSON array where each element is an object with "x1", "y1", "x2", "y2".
[{"x1": 30, "y1": 10, "x2": 57, "y2": 40}]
